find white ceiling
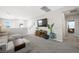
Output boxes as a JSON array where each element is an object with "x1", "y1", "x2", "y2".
[
  {"x1": 0, "y1": 6, "x2": 63, "y2": 19},
  {"x1": 0, "y1": 6, "x2": 79, "y2": 20}
]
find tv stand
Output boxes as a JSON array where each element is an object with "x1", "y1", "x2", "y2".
[{"x1": 35, "y1": 30, "x2": 49, "y2": 39}]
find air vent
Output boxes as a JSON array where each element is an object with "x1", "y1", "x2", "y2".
[
  {"x1": 40, "y1": 6, "x2": 51, "y2": 12},
  {"x1": 70, "y1": 9, "x2": 78, "y2": 13}
]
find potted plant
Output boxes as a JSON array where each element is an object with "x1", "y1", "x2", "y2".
[{"x1": 47, "y1": 23, "x2": 56, "y2": 39}]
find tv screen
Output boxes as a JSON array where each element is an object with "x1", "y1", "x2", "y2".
[{"x1": 37, "y1": 18, "x2": 47, "y2": 27}]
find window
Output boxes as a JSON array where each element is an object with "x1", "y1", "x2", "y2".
[
  {"x1": 68, "y1": 21, "x2": 75, "y2": 28},
  {"x1": 4, "y1": 20, "x2": 12, "y2": 28},
  {"x1": 67, "y1": 21, "x2": 75, "y2": 33}
]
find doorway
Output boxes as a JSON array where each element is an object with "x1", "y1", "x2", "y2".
[{"x1": 64, "y1": 14, "x2": 79, "y2": 48}]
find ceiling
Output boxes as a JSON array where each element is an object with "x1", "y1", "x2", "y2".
[
  {"x1": 0, "y1": 6, "x2": 63, "y2": 19},
  {"x1": 0, "y1": 6, "x2": 79, "y2": 20},
  {"x1": 64, "y1": 8, "x2": 79, "y2": 16}
]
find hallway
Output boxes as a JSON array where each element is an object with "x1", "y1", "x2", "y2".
[{"x1": 64, "y1": 34, "x2": 79, "y2": 48}]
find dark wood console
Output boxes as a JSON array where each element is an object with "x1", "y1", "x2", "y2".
[{"x1": 35, "y1": 30, "x2": 47, "y2": 37}]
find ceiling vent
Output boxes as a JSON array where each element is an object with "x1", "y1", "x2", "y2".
[
  {"x1": 70, "y1": 9, "x2": 78, "y2": 13},
  {"x1": 40, "y1": 6, "x2": 51, "y2": 12}
]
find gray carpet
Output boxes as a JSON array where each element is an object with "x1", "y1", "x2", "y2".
[{"x1": 24, "y1": 35, "x2": 79, "y2": 53}]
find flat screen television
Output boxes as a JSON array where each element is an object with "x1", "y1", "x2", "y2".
[{"x1": 37, "y1": 18, "x2": 48, "y2": 27}]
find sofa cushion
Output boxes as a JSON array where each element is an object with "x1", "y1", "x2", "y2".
[
  {"x1": 12, "y1": 34, "x2": 23, "y2": 39},
  {"x1": 8, "y1": 34, "x2": 23, "y2": 41},
  {"x1": 6, "y1": 41, "x2": 14, "y2": 52}
]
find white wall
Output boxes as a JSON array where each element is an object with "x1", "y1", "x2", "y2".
[{"x1": 32, "y1": 11, "x2": 65, "y2": 42}]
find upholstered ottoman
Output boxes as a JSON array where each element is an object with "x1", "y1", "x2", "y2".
[
  {"x1": 15, "y1": 38, "x2": 31, "y2": 53},
  {"x1": 6, "y1": 38, "x2": 31, "y2": 53}
]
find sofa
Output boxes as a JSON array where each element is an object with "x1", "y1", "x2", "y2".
[{"x1": 0, "y1": 28, "x2": 32, "y2": 53}]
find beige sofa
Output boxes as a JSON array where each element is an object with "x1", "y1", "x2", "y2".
[{"x1": 0, "y1": 28, "x2": 32, "y2": 53}]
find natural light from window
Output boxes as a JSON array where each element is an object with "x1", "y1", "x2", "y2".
[{"x1": 68, "y1": 21, "x2": 75, "y2": 28}]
